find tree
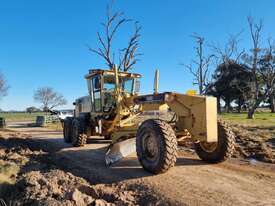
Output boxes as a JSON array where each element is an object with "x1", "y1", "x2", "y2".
[
  {"x1": 269, "y1": 90, "x2": 275, "y2": 113},
  {"x1": 89, "y1": 2, "x2": 142, "y2": 72},
  {"x1": 242, "y1": 16, "x2": 264, "y2": 119},
  {"x1": 258, "y1": 39, "x2": 275, "y2": 113},
  {"x1": 34, "y1": 87, "x2": 67, "y2": 111},
  {"x1": 207, "y1": 61, "x2": 252, "y2": 113},
  {"x1": 184, "y1": 34, "x2": 213, "y2": 94},
  {"x1": 209, "y1": 33, "x2": 246, "y2": 112},
  {"x1": 0, "y1": 72, "x2": 9, "y2": 99}
]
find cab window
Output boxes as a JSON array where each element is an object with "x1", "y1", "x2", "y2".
[
  {"x1": 122, "y1": 79, "x2": 134, "y2": 94},
  {"x1": 92, "y1": 75, "x2": 101, "y2": 112}
]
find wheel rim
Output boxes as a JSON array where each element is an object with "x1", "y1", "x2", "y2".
[
  {"x1": 199, "y1": 141, "x2": 218, "y2": 153},
  {"x1": 142, "y1": 131, "x2": 159, "y2": 161}
]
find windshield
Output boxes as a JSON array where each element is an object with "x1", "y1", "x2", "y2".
[{"x1": 103, "y1": 75, "x2": 134, "y2": 94}]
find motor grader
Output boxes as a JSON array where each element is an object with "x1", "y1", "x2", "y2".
[{"x1": 63, "y1": 66, "x2": 235, "y2": 174}]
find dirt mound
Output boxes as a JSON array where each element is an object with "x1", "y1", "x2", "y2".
[
  {"x1": 10, "y1": 169, "x2": 138, "y2": 206},
  {"x1": 231, "y1": 124, "x2": 275, "y2": 163},
  {"x1": 177, "y1": 123, "x2": 275, "y2": 164},
  {"x1": 0, "y1": 137, "x2": 136, "y2": 205},
  {"x1": 0, "y1": 135, "x2": 165, "y2": 206}
]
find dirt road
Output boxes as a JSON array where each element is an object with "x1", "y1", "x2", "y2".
[{"x1": 6, "y1": 123, "x2": 275, "y2": 206}]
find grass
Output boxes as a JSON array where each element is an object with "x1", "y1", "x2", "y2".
[
  {"x1": 0, "y1": 112, "x2": 45, "y2": 122},
  {"x1": 1, "y1": 111, "x2": 275, "y2": 130},
  {"x1": 220, "y1": 112, "x2": 275, "y2": 127}
]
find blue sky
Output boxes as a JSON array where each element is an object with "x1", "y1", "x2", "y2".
[{"x1": 0, "y1": 0, "x2": 275, "y2": 111}]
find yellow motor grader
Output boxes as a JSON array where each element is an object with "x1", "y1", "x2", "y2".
[{"x1": 63, "y1": 67, "x2": 235, "y2": 174}]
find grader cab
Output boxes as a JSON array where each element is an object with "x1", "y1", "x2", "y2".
[{"x1": 63, "y1": 67, "x2": 235, "y2": 174}]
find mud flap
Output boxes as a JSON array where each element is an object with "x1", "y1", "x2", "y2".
[{"x1": 105, "y1": 138, "x2": 136, "y2": 166}]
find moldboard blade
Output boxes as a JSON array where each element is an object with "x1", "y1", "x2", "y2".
[{"x1": 105, "y1": 138, "x2": 136, "y2": 166}]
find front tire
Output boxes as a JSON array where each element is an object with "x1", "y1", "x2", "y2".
[
  {"x1": 136, "y1": 119, "x2": 178, "y2": 174},
  {"x1": 194, "y1": 120, "x2": 235, "y2": 163},
  {"x1": 72, "y1": 119, "x2": 87, "y2": 147}
]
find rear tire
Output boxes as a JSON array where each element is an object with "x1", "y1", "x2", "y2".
[
  {"x1": 136, "y1": 119, "x2": 178, "y2": 174},
  {"x1": 194, "y1": 120, "x2": 235, "y2": 163},
  {"x1": 72, "y1": 119, "x2": 87, "y2": 147},
  {"x1": 63, "y1": 117, "x2": 73, "y2": 143}
]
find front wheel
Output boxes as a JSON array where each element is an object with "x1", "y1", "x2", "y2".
[
  {"x1": 136, "y1": 119, "x2": 178, "y2": 174},
  {"x1": 194, "y1": 120, "x2": 235, "y2": 163}
]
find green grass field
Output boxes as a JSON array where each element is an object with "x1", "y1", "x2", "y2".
[
  {"x1": 220, "y1": 112, "x2": 275, "y2": 126},
  {"x1": 0, "y1": 112, "x2": 45, "y2": 122},
  {"x1": 1, "y1": 111, "x2": 275, "y2": 127}
]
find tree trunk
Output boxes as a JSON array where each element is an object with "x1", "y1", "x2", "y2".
[
  {"x1": 247, "y1": 108, "x2": 255, "y2": 119},
  {"x1": 217, "y1": 96, "x2": 221, "y2": 114},
  {"x1": 247, "y1": 97, "x2": 264, "y2": 119},
  {"x1": 237, "y1": 98, "x2": 242, "y2": 113},
  {"x1": 269, "y1": 94, "x2": 275, "y2": 113},
  {"x1": 225, "y1": 99, "x2": 231, "y2": 113}
]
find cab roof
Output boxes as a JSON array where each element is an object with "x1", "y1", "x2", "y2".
[{"x1": 85, "y1": 69, "x2": 142, "y2": 79}]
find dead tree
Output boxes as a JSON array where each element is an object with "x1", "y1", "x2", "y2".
[
  {"x1": 0, "y1": 72, "x2": 9, "y2": 99},
  {"x1": 243, "y1": 16, "x2": 264, "y2": 119},
  {"x1": 184, "y1": 34, "x2": 213, "y2": 94},
  {"x1": 89, "y1": 3, "x2": 141, "y2": 72}
]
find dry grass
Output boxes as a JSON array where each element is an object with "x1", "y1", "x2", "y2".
[{"x1": 45, "y1": 122, "x2": 63, "y2": 131}]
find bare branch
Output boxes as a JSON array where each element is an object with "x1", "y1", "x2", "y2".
[
  {"x1": 183, "y1": 34, "x2": 213, "y2": 94},
  {"x1": 89, "y1": 2, "x2": 142, "y2": 71},
  {"x1": 210, "y1": 31, "x2": 244, "y2": 65},
  {"x1": 120, "y1": 22, "x2": 142, "y2": 71},
  {"x1": 34, "y1": 87, "x2": 67, "y2": 111}
]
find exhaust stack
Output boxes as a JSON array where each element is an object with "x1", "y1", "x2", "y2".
[{"x1": 154, "y1": 69, "x2": 159, "y2": 94}]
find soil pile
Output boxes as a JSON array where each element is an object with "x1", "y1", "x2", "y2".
[
  {"x1": 231, "y1": 124, "x2": 275, "y2": 163},
  {"x1": 11, "y1": 170, "x2": 139, "y2": 206},
  {"x1": 0, "y1": 134, "x2": 165, "y2": 206},
  {"x1": 178, "y1": 123, "x2": 275, "y2": 164}
]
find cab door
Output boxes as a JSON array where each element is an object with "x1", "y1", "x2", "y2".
[{"x1": 91, "y1": 75, "x2": 103, "y2": 112}]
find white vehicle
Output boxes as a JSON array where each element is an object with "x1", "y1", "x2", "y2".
[{"x1": 50, "y1": 110, "x2": 73, "y2": 120}]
